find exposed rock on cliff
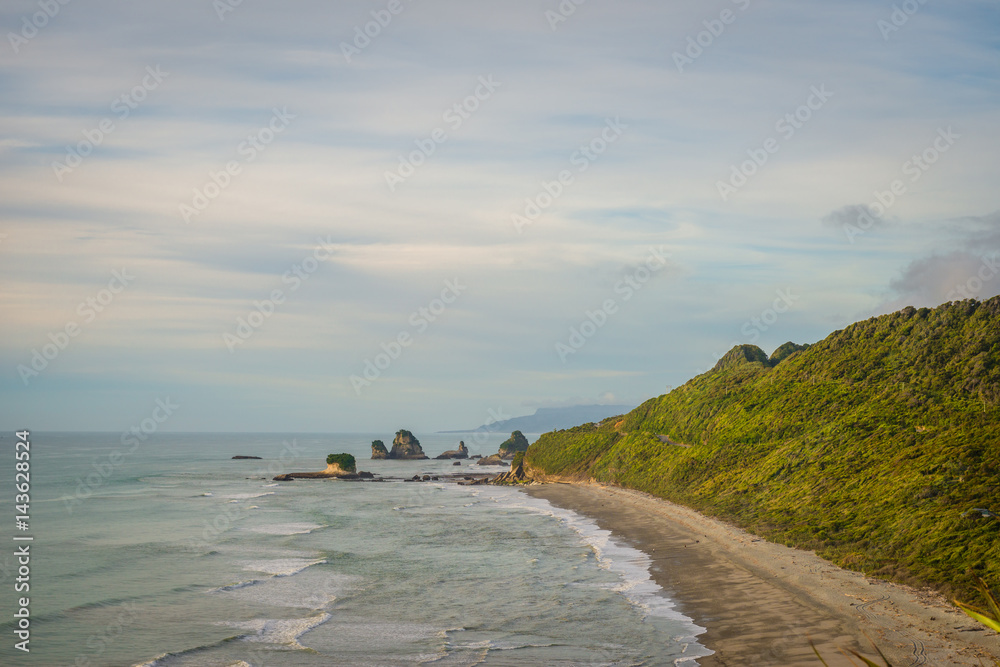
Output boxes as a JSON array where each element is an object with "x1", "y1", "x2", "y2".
[
  {"x1": 435, "y1": 441, "x2": 469, "y2": 459},
  {"x1": 492, "y1": 453, "x2": 529, "y2": 484}
]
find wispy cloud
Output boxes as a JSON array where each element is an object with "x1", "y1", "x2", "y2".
[{"x1": 2, "y1": 0, "x2": 998, "y2": 430}]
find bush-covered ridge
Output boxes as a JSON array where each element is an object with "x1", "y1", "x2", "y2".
[{"x1": 525, "y1": 298, "x2": 1000, "y2": 601}]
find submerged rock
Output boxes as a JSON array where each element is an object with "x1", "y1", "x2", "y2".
[{"x1": 476, "y1": 454, "x2": 506, "y2": 466}]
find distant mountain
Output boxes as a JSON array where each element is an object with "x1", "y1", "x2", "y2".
[
  {"x1": 526, "y1": 298, "x2": 1000, "y2": 601},
  {"x1": 439, "y1": 404, "x2": 635, "y2": 435}
]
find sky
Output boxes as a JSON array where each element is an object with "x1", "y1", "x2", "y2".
[{"x1": 1, "y1": 0, "x2": 998, "y2": 433}]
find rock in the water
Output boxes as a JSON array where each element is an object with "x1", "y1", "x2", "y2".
[
  {"x1": 389, "y1": 430, "x2": 428, "y2": 459},
  {"x1": 272, "y1": 456, "x2": 358, "y2": 481},
  {"x1": 232, "y1": 455, "x2": 262, "y2": 460},
  {"x1": 358, "y1": 471, "x2": 375, "y2": 479},
  {"x1": 453, "y1": 461, "x2": 461, "y2": 466},
  {"x1": 371, "y1": 439, "x2": 389, "y2": 459},
  {"x1": 498, "y1": 431, "x2": 530, "y2": 460},
  {"x1": 470, "y1": 455, "x2": 482, "y2": 460},
  {"x1": 476, "y1": 454, "x2": 506, "y2": 466},
  {"x1": 434, "y1": 441, "x2": 469, "y2": 459}
]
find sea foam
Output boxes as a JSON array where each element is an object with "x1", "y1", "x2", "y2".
[
  {"x1": 244, "y1": 522, "x2": 323, "y2": 536},
  {"x1": 224, "y1": 613, "x2": 331, "y2": 648}
]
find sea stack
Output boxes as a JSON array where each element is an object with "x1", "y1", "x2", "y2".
[
  {"x1": 371, "y1": 439, "x2": 389, "y2": 459},
  {"x1": 389, "y1": 430, "x2": 429, "y2": 459},
  {"x1": 498, "y1": 431, "x2": 530, "y2": 460},
  {"x1": 435, "y1": 441, "x2": 469, "y2": 459}
]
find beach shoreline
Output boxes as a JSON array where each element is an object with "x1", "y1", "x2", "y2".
[{"x1": 525, "y1": 482, "x2": 1000, "y2": 666}]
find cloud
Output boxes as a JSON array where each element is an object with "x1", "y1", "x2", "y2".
[
  {"x1": 3, "y1": 1, "x2": 1000, "y2": 431},
  {"x1": 879, "y1": 249, "x2": 1000, "y2": 316},
  {"x1": 955, "y1": 211, "x2": 1000, "y2": 252},
  {"x1": 821, "y1": 204, "x2": 891, "y2": 232}
]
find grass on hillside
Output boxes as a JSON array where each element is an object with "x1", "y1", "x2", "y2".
[{"x1": 525, "y1": 299, "x2": 1000, "y2": 604}]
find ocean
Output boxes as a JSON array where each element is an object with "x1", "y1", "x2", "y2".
[{"x1": 0, "y1": 432, "x2": 711, "y2": 666}]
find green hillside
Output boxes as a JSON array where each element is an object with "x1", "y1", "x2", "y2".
[{"x1": 525, "y1": 298, "x2": 1000, "y2": 600}]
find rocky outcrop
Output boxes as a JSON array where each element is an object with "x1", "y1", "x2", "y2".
[
  {"x1": 476, "y1": 454, "x2": 506, "y2": 466},
  {"x1": 388, "y1": 430, "x2": 428, "y2": 459},
  {"x1": 492, "y1": 454, "x2": 529, "y2": 484},
  {"x1": 273, "y1": 462, "x2": 359, "y2": 481},
  {"x1": 274, "y1": 453, "x2": 366, "y2": 481},
  {"x1": 435, "y1": 441, "x2": 469, "y2": 459},
  {"x1": 371, "y1": 440, "x2": 389, "y2": 459},
  {"x1": 498, "y1": 431, "x2": 529, "y2": 460}
]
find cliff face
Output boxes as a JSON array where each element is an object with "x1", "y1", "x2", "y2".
[
  {"x1": 525, "y1": 297, "x2": 1000, "y2": 600},
  {"x1": 322, "y1": 462, "x2": 351, "y2": 476},
  {"x1": 388, "y1": 430, "x2": 428, "y2": 460}
]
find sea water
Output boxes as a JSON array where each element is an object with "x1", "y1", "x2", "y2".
[{"x1": 0, "y1": 433, "x2": 711, "y2": 666}]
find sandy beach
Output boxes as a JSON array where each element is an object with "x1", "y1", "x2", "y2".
[{"x1": 526, "y1": 482, "x2": 1000, "y2": 666}]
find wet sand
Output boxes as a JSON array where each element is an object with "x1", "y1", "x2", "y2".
[{"x1": 526, "y1": 482, "x2": 1000, "y2": 666}]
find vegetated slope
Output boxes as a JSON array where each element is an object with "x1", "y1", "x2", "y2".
[{"x1": 525, "y1": 298, "x2": 1000, "y2": 600}]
